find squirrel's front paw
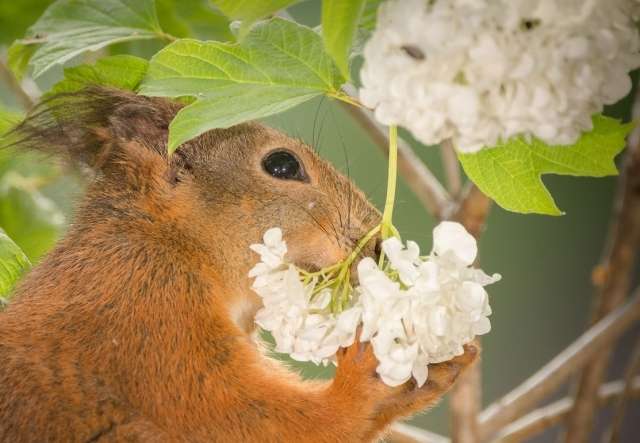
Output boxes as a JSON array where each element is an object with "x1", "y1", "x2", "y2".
[
  {"x1": 374, "y1": 342, "x2": 480, "y2": 423},
  {"x1": 331, "y1": 332, "x2": 396, "y2": 405},
  {"x1": 333, "y1": 341, "x2": 480, "y2": 442},
  {"x1": 334, "y1": 337, "x2": 377, "y2": 385}
]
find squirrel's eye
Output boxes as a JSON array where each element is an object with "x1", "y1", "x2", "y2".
[{"x1": 262, "y1": 150, "x2": 306, "y2": 182}]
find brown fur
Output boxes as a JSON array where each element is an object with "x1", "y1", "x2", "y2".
[{"x1": 0, "y1": 87, "x2": 478, "y2": 442}]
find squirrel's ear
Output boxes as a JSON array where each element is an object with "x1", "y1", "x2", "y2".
[{"x1": 7, "y1": 87, "x2": 179, "y2": 172}]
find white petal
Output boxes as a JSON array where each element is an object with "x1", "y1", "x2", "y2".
[
  {"x1": 412, "y1": 359, "x2": 429, "y2": 388},
  {"x1": 263, "y1": 228, "x2": 283, "y2": 247},
  {"x1": 248, "y1": 262, "x2": 269, "y2": 278},
  {"x1": 428, "y1": 306, "x2": 448, "y2": 336},
  {"x1": 382, "y1": 237, "x2": 403, "y2": 259},
  {"x1": 309, "y1": 290, "x2": 331, "y2": 310},
  {"x1": 473, "y1": 317, "x2": 491, "y2": 335},
  {"x1": 376, "y1": 358, "x2": 412, "y2": 387},
  {"x1": 433, "y1": 221, "x2": 477, "y2": 266},
  {"x1": 414, "y1": 261, "x2": 440, "y2": 292},
  {"x1": 336, "y1": 306, "x2": 362, "y2": 334},
  {"x1": 455, "y1": 281, "x2": 488, "y2": 313}
]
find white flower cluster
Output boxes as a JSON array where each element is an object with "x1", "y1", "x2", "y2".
[
  {"x1": 250, "y1": 228, "x2": 362, "y2": 365},
  {"x1": 359, "y1": 0, "x2": 640, "y2": 152},
  {"x1": 250, "y1": 222, "x2": 500, "y2": 387}
]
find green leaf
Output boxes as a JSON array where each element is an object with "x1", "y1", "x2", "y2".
[
  {"x1": 349, "y1": 0, "x2": 383, "y2": 58},
  {"x1": 156, "y1": 0, "x2": 233, "y2": 41},
  {"x1": 46, "y1": 55, "x2": 148, "y2": 97},
  {"x1": 169, "y1": 86, "x2": 321, "y2": 152},
  {"x1": 0, "y1": 0, "x2": 52, "y2": 45},
  {"x1": 321, "y1": 0, "x2": 366, "y2": 79},
  {"x1": 458, "y1": 115, "x2": 632, "y2": 215},
  {"x1": 7, "y1": 43, "x2": 38, "y2": 81},
  {"x1": 0, "y1": 228, "x2": 30, "y2": 299},
  {"x1": 19, "y1": 0, "x2": 167, "y2": 78},
  {"x1": 211, "y1": 0, "x2": 298, "y2": 29},
  {"x1": 0, "y1": 109, "x2": 23, "y2": 137},
  {"x1": 360, "y1": 0, "x2": 383, "y2": 32},
  {"x1": 141, "y1": 17, "x2": 345, "y2": 153}
]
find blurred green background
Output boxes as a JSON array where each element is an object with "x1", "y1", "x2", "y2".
[{"x1": 0, "y1": 1, "x2": 637, "y2": 441}]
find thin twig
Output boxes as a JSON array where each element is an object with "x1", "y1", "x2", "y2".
[
  {"x1": 492, "y1": 377, "x2": 640, "y2": 443},
  {"x1": 563, "y1": 86, "x2": 640, "y2": 443},
  {"x1": 388, "y1": 423, "x2": 451, "y2": 443},
  {"x1": 478, "y1": 289, "x2": 640, "y2": 441},
  {"x1": 338, "y1": 85, "x2": 454, "y2": 220},
  {"x1": 603, "y1": 338, "x2": 640, "y2": 443},
  {"x1": 0, "y1": 59, "x2": 34, "y2": 110},
  {"x1": 440, "y1": 139, "x2": 462, "y2": 197}
]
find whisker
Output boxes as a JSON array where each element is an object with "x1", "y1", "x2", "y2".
[
  {"x1": 315, "y1": 103, "x2": 331, "y2": 156},
  {"x1": 312, "y1": 96, "x2": 326, "y2": 152},
  {"x1": 330, "y1": 107, "x2": 355, "y2": 241},
  {"x1": 282, "y1": 195, "x2": 341, "y2": 248}
]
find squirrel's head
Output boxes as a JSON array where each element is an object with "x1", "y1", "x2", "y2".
[{"x1": 12, "y1": 87, "x2": 381, "y2": 329}]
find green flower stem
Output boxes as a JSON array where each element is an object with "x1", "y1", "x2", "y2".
[
  {"x1": 304, "y1": 224, "x2": 382, "y2": 313},
  {"x1": 341, "y1": 224, "x2": 382, "y2": 270},
  {"x1": 299, "y1": 262, "x2": 342, "y2": 278},
  {"x1": 301, "y1": 120, "x2": 400, "y2": 312},
  {"x1": 381, "y1": 125, "x2": 398, "y2": 239}
]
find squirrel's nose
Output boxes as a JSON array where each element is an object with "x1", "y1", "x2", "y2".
[
  {"x1": 373, "y1": 237, "x2": 383, "y2": 261},
  {"x1": 351, "y1": 233, "x2": 382, "y2": 261},
  {"x1": 348, "y1": 235, "x2": 382, "y2": 283}
]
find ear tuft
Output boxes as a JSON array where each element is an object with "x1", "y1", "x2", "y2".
[{"x1": 5, "y1": 86, "x2": 180, "y2": 171}]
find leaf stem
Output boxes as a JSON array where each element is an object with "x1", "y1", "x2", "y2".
[
  {"x1": 157, "y1": 31, "x2": 177, "y2": 43},
  {"x1": 330, "y1": 91, "x2": 363, "y2": 108}
]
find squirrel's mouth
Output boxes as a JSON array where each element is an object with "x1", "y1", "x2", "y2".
[
  {"x1": 295, "y1": 261, "x2": 321, "y2": 274},
  {"x1": 294, "y1": 251, "x2": 382, "y2": 286}
]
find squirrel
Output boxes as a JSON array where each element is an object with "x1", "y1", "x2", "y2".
[{"x1": 0, "y1": 87, "x2": 478, "y2": 442}]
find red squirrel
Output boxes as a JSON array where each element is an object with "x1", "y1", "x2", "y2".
[{"x1": 0, "y1": 87, "x2": 478, "y2": 442}]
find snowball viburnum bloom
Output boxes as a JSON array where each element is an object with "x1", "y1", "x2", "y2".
[
  {"x1": 250, "y1": 228, "x2": 362, "y2": 366},
  {"x1": 354, "y1": 222, "x2": 499, "y2": 386},
  {"x1": 359, "y1": 0, "x2": 640, "y2": 152},
  {"x1": 250, "y1": 222, "x2": 500, "y2": 387}
]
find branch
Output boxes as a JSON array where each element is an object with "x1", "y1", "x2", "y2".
[
  {"x1": 604, "y1": 338, "x2": 640, "y2": 443},
  {"x1": 0, "y1": 59, "x2": 34, "y2": 110},
  {"x1": 492, "y1": 377, "x2": 640, "y2": 443},
  {"x1": 388, "y1": 423, "x2": 451, "y2": 443},
  {"x1": 478, "y1": 289, "x2": 640, "y2": 441},
  {"x1": 440, "y1": 139, "x2": 462, "y2": 197},
  {"x1": 447, "y1": 185, "x2": 492, "y2": 443},
  {"x1": 338, "y1": 85, "x2": 454, "y2": 220},
  {"x1": 449, "y1": 360, "x2": 482, "y2": 443},
  {"x1": 453, "y1": 183, "x2": 491, "y2": 237},
  {"x1": 563, "y1": 86, "x2": 640, "y2": 443}
]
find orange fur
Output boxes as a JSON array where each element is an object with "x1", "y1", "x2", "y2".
[{"x1": 0, "y1": 88, "x2": 478, "y2": 442}]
